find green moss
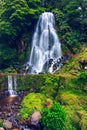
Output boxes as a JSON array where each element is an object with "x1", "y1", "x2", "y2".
[
  {"x1": 59, "y1": 47, "x2": 87, "y2": 75},
  {"x1": 3, "y1": 67, "x2": 17, "y2": 74},
  {"x1": 20, "y1": 93, "x2": 53, "y2": 120},
  {"x1": 56, "y1": 90, "x2": 87, "y2": 129},
  {"x1": 59, "y1": 91, "x2": 79, "y2": 105},
  {"x1": 80, "y1": 114, "x2": 87, "y2": 130}
]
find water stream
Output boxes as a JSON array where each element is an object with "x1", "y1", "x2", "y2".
[
  {"x1": 26, "y1": 12, "x2": 62, "y2": 74},
  {"x1": 8, "y1": 75, "x2": 17, "y2": 97}
]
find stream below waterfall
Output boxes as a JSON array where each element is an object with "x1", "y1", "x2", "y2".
[{"x1": 0, "y1": 91, "x2": 40, "y2": 130}]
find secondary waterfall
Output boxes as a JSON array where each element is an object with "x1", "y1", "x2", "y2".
[
  {"x1": 26, "y1": 12, "x2": 62, "y2": 74},
  {"x1": 8, "y1": 75, "x2": 17, "y2": 97}
]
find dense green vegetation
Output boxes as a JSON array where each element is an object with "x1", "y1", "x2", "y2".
[
  {"x1": 0, "y1": 54, "x2": 87, "y2": 129},
  {"x1": 40, "y1": 102, "x2": 67, "y2": 130},
  {"x1": 20, "y1": 93, "x2": 46, "y2": 120},
  {"x1": 0, "y1": 0, "x2": 87, "y2": 129},
  {"x1": 0, "y1": 0, "x2": 45, "y2": 70},
  {"x1": 0, "y1": 0, "x2": 87, "y2": 70}
]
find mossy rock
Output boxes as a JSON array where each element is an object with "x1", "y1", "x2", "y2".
[
  {"x1": 80, "y1": 115, "x2": 87, "y2": 130},
  {"x1": 3, "y1": 67, "x2": 17, "y2": 74},
  {"x1": 59, "y1": 92, "x2": 79, "y2": 105},
  {"x1": 44, "y1": 98, "x2": 53, "y2": 108},
  {"x1": 58, "y1": 91, "x2": 87, "y2": 129},
  {"x1": 20, "y1": 93, "x2": 53, "y2": 120},
  {"x1": 76, "y1": 110, "x2": 87, "y2": 130},
  {"x1": 59, "y1": 47, "x2": 87, "y2": 76}
]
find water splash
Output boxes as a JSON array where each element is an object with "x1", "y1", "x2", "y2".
[
  {"x1": 26, "y1": 12, "x2": 62, "y2": 74},
  {"x1": 8, "y1": 75, "x2": 17, "y2": 97}
]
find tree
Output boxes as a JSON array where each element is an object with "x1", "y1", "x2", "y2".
[{"x1": 0, "y1": 0, "x2": 45, "y2": 69}]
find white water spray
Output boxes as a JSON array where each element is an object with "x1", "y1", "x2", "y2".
[
  {"x1": 8, "y1": 75, "x2": 17, "y2": 97},
  {"x1": 26, "y1": 12, "x2": 62, "y2": 74}
]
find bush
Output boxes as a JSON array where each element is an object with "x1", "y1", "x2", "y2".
[
  {"x1": 40, "y1": 102, "x2": 67, "y2": 130},
  {"x1": 59, "y1": 92, "x2": 79, "y2": 105},
  {"x1": 78, "y1": 72, "x2": 87, "y2": 90},
  {"x1": 20, "y1": 93, "x2": 46, "y2": 120},
  {"x1": 78, "y1": 72, "x2": 87, "y2": 84}
]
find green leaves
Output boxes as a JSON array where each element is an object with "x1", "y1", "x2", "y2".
[
  {"x1": 41, "y1": 102, "x2": 67, "y2": 130},
  {"x1": 0, "y1": 0, "x2": 44, "y2": 39},
  {"x1": 0, "y1": 21, "x2": 16, "y2": 37},
  {"x1": 0, "y1": 0, "x2": 45, "y2": 69},
  {"x1": 78, "y1": 72, "x2": 87, "y2": 84}
]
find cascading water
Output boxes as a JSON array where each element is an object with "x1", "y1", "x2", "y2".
[
  {"x1": 8, "y1": 75, "x2": 17, "y2": 97},
  {"x1": 26, "y1": 12, "x2": 62, "y2": 74}
]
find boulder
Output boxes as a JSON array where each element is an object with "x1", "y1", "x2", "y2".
[
  {"x1": 0, "y1": 127, "x2": 4, "y2": 130},
  {"x1": 3, "y1": 120, "x2": 12, "y2": 129},
  {"x1": 79, "y1": 59, "x2": 87, "y2": 70},
  {"x1": 30, "y1": 111, "x2": 41, "y2": 126},
  {"x1": 0, "y1": 128, "x2": 5, "y2": 130}
]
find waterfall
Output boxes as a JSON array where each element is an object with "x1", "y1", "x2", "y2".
[
  {"x1": 26, "y1": 12, "x2": 62, "y2": 74},
  {"x1": 8, "y1": 75, "x2": 17, "y2": 97}
]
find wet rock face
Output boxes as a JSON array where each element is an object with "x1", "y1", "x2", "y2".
[{"x1": 79, "y1": 59, "x2": 87, "y2": 70}]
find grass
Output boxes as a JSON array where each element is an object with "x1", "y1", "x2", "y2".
[
  {"x1": 56, "y1": 90, "x2": 87, "y2": 130},
  {"x1": 59, "y1": 47, "x2": 87, "y2": 76}
]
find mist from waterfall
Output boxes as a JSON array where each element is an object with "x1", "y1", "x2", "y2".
[{"x1": 26, "y1": 12, "x2": 62, "y2": 74}]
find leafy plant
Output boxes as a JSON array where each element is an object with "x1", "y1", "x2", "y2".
[
  {"x1": 78, "y1": 72, "x2": 87, "y2": 90},
  {"x1": 78, "y1": 72, "x2": 87, "y2": 83},
  {"x1": 40, "y1": 102, "x2": 67, "y2": 130}
]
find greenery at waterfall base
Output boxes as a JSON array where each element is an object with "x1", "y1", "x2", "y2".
[
  {"x1": 0, "y1": 0, "x2": 87, "y2": 130},
  {"x1": 40, "y1": 102, "x2": 67, "y2": 130},
  {"x1": 12, "y1": 49, "x2": 87, "y2": 129},
  {"x1": 20, "y1": 93, "x2": 67, "y2": 130}
]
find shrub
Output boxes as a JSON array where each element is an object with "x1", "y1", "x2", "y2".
[
  {"x1": 40, "y1": 102, "x2": 67, "y2": 130},
  {"x1": 78, "y1": 72, "x2": 87, "y2": 84},
  {"x1": 20, "y1": 93, "x2": 46, "y2": 120},
  {"x1": 59, "y1": 92, "x2": 79, "y2": 105},
  {"x1": 78, "y1": 72, "x2": 87, "y2": 90}
]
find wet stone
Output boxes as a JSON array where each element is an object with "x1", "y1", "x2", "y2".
[
  {"x1": 11, "y1": 106, "x2": 15, "y2": 109},
  {"x1": 0, "y1": 128, "x2": 5, "y2": 130},
  {"x1": 3, "y1": 120, "x2": 12, "y2": 129},
  {"x1": 7, "y1": 113, "x2": 12, "y2": 117}
]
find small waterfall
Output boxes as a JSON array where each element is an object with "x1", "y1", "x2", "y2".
[
  {"x1": 26, "y1": 12, "x2": 62, "y2": 74},
  {"x1": 8, "y1": 75, "x2": 17, "y2": 97}
]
